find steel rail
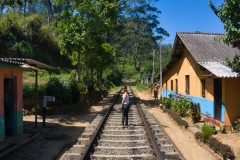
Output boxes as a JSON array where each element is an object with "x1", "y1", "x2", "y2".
[
  {"x1": 130, "y1": 87, "x2": 185, "y2": 160},
  {"x1": 130, "y1": 86, "x2": 165, "y2": 160},
  {"x1": 80, "y1": 90, "x2": 121, "y2": 160},
  {"x1": 155, "y1": 116, "x2": 185, "y2": 160}
]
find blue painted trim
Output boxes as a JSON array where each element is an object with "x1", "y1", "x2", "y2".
[
  {"x1": 0, "y1": 116, "x2": 5, "y2": 142},
  {"x1": 163, "y1": 89, "x2": 176, "y2": 98},
  {"x1": 221, "y1": 102, "x2": 225, "y2": 122},
  {"x1": 13, "y1": 111, "x2": 23, "y2": 135},
  {"x1": 162, "y1": 89, "x2": 225, "y2": 122}
]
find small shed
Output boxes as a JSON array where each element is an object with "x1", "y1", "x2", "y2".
[
  {"x1": 0, "y1": 58, "x2": 54, "y2": 142},
  {"x1": 144, "y1": 77, "x2": 153, "y2": 84}
]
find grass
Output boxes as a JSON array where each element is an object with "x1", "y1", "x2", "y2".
[{"x1": 135, "y1": 83, "x2": 149, "y2": 92}]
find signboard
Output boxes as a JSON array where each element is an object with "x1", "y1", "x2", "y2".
[
  {"x1": 42, "y1": 96, "x2": 55, "y2": 127},
  {"x1": 43, "y1": 96, "x2": 55, "y2": 108}
]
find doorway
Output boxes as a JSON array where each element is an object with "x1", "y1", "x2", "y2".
[
  {"x1": 214, "y1": 78, "x2": 222, "y2": 121},
  {"x1": 4, "y1": 77, "x2": 15, "y2": 136}
]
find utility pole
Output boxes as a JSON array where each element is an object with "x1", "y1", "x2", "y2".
[
  {"x1": 159, "y1": 39, "x2": 162, "y2": 100},
  {"x1": 152, "y1": 50, "x2": 155, "y2": 82}
]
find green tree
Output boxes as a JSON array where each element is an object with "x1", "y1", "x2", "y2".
[
  {"x1": 55, "y1": 0, "x2": 121, "y2": 84},
  {"x1": 208, "y1": 0, "x2": 240, "y2": 44},
  {"x1": 89, "y1": 43, "x2": 116, "y2": 84},
  {"x1": 209, "y1": 0, "x2": 240, "y2": 73},
  {"x1": 0, "y1": 10, "x2": 67, "y2": 66},
  {"x1": 108, "y1": 0, "x2": 169, "y2": 77}
]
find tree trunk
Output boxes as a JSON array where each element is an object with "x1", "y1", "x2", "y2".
[
  {"x1": 23, "y1": 0, "x2": 27, "y2": 16},
  {"x1": 76, "y1": 48, "x2": 81, "y2": 82},
  {"x1": 45, "y1": 0, "x2": 53, "y2": 24},
  {"x1": 85, "y1": 49, "x2": 89, "y2": 86},
  {"x1": 122, "y1": 52, "x2": 126, "y2": 74},
  {"x1": 90, "y1": 68, "x2": 94, "y2": 84}
]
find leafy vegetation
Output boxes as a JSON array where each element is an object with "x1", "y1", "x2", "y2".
[
  {"x1": 0, "y1": 11, "x2": 69, "y2": 66},
  {"x1": 208, "y1": 0, "x2": 240, "y2": 44},
  {"x1": 160, "y1": 94, "x2": 174, "y2": 109},
  {"x1": 135, "y1": 83, "x2": 149, "y2": 92},
  {"x1": 201, "y1": 122, "x2": 215, "y2": 142},
  {"x1": 195, "y1": 132, "x2": 235, "y2": 160},
  {"x1": 226, "y1": 54, "x2": 240, "y2": 72},
  {"x1": 164, "y1": 109, "x2": 189, "y2": 129},
  {"x1": 221, "y1": 144, "x2": 235, "y2": 160},
  {"x1": 190, "y1": 102, "x2": 201, "y2": 123},
  {"x1": 1, "y1": 0, "x2": 172, "y2": 111},
  {"x1": 234, "y1": 117, "x2": 240, "y2": 132},
  {"x1": 171, "y1": 97, "x2": 191, "y2": 117},
  {"x1": 209, "y1": 0, "x2": 240, "y2": 75}
]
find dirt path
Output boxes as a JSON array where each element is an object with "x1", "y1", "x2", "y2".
[
  {"x1": 134, "y1": 89, "x2": 220, "y2": 160},
  {"x1": 2, "y1": 93, "x2": 114, "y2": 160},
  {"x1": 3, "y1": 89, "x2": 239, "y2": 160}
]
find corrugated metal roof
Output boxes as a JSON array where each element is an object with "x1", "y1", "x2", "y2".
[
  {"x1": 177, "y1": 32, "x2": 240, "y2": 63},
  {"x1": 163, "y1": 32, "x2": 240, "y2": 78},
  {"x1": 198, "y1": 62, "x2": 240, "y2": 78},
  {"x1": 0, "y1": 58, "x2": 54, "y2": 69}
]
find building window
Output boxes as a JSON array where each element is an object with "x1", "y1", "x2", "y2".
[
  {"x1": 175, "y1": 79, "x2": 178, "y2": 94},
  {"x1": 171, "y1": 80, "x2": 173, "y2": 91},
  {"x1": 201, "y1": 79, "x2": 206, "y2": 98},
  {"x1": 185, "y1": 75, "x2": 190, "y2": 94}
]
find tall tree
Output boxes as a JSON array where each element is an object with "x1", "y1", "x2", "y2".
[
  {"x1": 208, "y1": 0, "x2": 240, "y2": 44},
  {"x1": 45, "y1": 0, "x2": 53, "y2": 23},
  {"x1": 55, "y1": 0, "x2": 121, "y2": 83},
  {"x1": 108, "y1": 0, "x2": 169, "y2": 74}
]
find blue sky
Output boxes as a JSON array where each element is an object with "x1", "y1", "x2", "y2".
[{"x1": 155, "y1": 0, "x2": 225, "y2": 45}]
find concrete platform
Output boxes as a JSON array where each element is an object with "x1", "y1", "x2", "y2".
[
  {"x1": 0, "y1": 132, "x2": 40, "y2": 159},
  {"x1": 0, "y1": 121, "x2": 65, "y2": 160}
]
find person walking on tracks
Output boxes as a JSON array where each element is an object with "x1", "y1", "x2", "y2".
[{"x1": 121, "y1": 85, "x2": 130, "y2": 128}]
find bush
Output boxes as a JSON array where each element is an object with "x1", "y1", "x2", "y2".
[
  {"x1": 45, "y1": 77, "x2": 71, "y2": 104},
  {"x1": 195, "y1": 132, "x2": 204, "y2": 142},
  {"x1": 23, "y1": 83, "x2": 46, "y2": 99},
  {"x1": 219, "y1": 123, "x2": 226, "y2": 134},
  {"x1": 194, "y1": 133, "x2": 235, "y2": 159},
  {"x1": 165, "y1": 109, "x2": 189, "y2": 129},
  {"x1": 68, "y1": 79, "x2": 86, "y2": 104},
  {"x1": 201, "y1": 123, "x2": 215, "y2": 142},
  {"x1": 190, "y1": 102, "x2": 201, "y2": 123},
  {"x1": 23, "y1": 83, "x2": 35, "y2": 99},
  {"x1": 172, "y1": 97, "x2": 191, "y2": 117},
  {"x1": 207, "y1": 137, "x2": 221, "y2": 153},
  {"x1": 221, "y1": 144, "x2": 235, "y2": 160},
  {"x1": 161, "y1": 95, "x2": 174, "y2": 109},
  {"x1": 234, "y1": 117, "x2": 240, "y2": 132},
  {"x1": 102, "y1": 66, "x2": 123, "y2": 88}
]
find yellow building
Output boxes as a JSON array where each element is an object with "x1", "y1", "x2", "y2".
[{"x1": 162, "y1": 32, "x2": 240, "y2": 128}]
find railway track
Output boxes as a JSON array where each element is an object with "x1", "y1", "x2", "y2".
[{"x1": 60, "y1": 87, "x2": 183, "y2": 160}]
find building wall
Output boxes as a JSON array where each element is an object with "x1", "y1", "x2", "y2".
[
  {"x1": 224, "y1": 78, "x2": 240, "y2": 124},
  {"x1": 163, "y1": 49, "x2": 214, "y2": 98},
  {"x1": 0, "y1": 67, "x2": 23, "y2": 142},
  {"x1": 162, "y1": 48, "x2": 226, "y2": 122},
  {"x1": 0, "y1": 73, "x2": 4, "y2": 141}
]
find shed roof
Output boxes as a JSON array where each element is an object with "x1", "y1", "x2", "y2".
[
  {"x1": 198, "y1": 62, "x2": 239, "y2": 78},
  {"x1": 0, "y1": 58, "x2": 54, "y2": 70},
  {"x1": 163, "y1": 32, "x2": 240, "y2": 78}
]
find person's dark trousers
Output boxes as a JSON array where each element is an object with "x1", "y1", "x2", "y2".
[{"x1": 122, "y1": 107, "x2": 129, "y2": 126}]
